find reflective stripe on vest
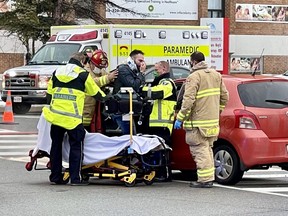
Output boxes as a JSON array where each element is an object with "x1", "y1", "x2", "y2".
[
  {"x1": 150, "y1": 100, "x2": 174, "y2": 124},
  {"x1": 50, "y1": 87, "x2": 82, "y2": 119}
]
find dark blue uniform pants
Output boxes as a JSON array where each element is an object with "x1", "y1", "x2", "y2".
[{"x1": 49, "y1": 124, "x2": 86, "y2": 184}]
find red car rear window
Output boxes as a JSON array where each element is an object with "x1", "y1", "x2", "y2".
[{"x1": 238, "y1": 81, "x2": 288, "y2": 108}]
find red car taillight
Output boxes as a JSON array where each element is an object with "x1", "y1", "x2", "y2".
[{"x1": 234, "y1": 109, "x2": 261, "y2": 130}]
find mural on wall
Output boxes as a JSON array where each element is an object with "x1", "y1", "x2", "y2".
[
  {"x1": 235, "y1": 3, "x2": 288, "y2": 22},
  {"x1": 0, "y1": 0, "x2": 14, "y2": 13},
  {"x1": 230, "y1": 57, "x2": 262, "y2": 74}
]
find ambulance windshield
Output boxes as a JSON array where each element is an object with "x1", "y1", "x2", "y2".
[{"x1": 29, "y1": 43, "x2": 81, "y2": 65}]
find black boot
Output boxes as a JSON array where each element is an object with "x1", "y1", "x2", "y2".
[{"x1": 189, "y1": 181, "x2": 213, "y2": 188}]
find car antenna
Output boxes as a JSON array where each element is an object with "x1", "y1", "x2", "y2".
[{"x1": 252, "y1": 48, "x2": 264, "y2": 78}]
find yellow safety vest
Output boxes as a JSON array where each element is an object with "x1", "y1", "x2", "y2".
[
  {"x1": 43, "y1": 64, "x2": 105, "y2": 130},
  {"x1": 142, "y1": 78, "x2": 176, "y2": 133}
]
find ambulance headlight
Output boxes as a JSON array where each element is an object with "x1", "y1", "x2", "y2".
[
  {"x1": 201, "y1": 31, "x2": 209, "y2": 39},
  {"x1": 182, "y1": 31, "x2": 190, "y2": 39},
  {"x1": 134, "y1": 30, "x2": 142, "y2": 38},
  {"x1": 159, "y1": 31, "x2": 166, "y2": 39},
  {"x1": 114, "y1": 30, "x2": 122, "y2": 38}
]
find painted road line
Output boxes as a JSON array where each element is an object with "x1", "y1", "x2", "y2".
[
  {"x1": 0, "y1": 152, "x2": 35, "y2": 156},
  {"x1": 0, "y1": 140, "x2": 37, "y2": 143},
  {"x1": 173, "y1": 180, "x2": 288, "y2": 198},
  {"x1": 244, "y1": 174, "x2": 288, "y2": 178},
  {"x1": 0, "y1": 145, "x2": 35, "y2": 149},
  {"x1": 0, "y1": 134, "x2": 37, "y2": 138},
  {"x1": 216, "y1": 183, "x2": 288, "y2": 198}
]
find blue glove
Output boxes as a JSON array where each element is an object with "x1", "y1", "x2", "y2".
[{"x1": 174, "y1": 120, "x2": 182, "y2": 129}]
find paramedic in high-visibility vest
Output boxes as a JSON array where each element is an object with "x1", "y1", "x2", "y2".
[
  {"x1": 141, "y1": 61, "x2": 177, "y2": 181},
  {"x1": 174, "y1": 51, "x2": 229, "y2": 188},
  {"x1": 141, "y1": 61, "x2": 177, "y2": 145},
  {"x1": 42, "y1": 52, "x2": 106, "y2": 186},
  {"x1": 83, "y1": 49, "x2": 118, "y2": 131}
]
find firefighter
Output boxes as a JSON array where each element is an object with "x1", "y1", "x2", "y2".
[
  {"x1": 83, "y1": 49, "x2": 118, "y2": 131},
  {"x1": 174, "y1": 51, "x2": 229, "y2": 188},
  {"x1": 42, "y1": 52, "x2": 107, "y2": 186},
  {"x1": 141, "y1": 61, "x2": 177, "y2": 181}
]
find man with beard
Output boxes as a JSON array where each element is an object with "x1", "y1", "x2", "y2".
[{"x1": 112, "y1": 49, "x2": 146, "y2": 135}]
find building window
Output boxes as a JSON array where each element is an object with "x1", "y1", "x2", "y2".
[{"x1": 208, "y1": 0, "x2": 225, "y2": 18}]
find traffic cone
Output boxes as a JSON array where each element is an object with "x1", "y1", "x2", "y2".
[{"x1": 0, "y1": 90, "x2": 18, "y2": 124}]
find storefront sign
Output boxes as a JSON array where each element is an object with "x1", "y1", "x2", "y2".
[
  {"x1": 106, "y1": 0, "x2": 198, "y2": 20},
  {"x1": 200, "y1": 18, "x2": 230, "y2": 74}
]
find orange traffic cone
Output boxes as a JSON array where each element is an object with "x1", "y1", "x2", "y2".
[{"x1": 0, "y1": 90, "x2": 18, "y2": 124}]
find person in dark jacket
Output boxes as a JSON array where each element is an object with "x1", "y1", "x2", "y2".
[{"x1": 112, "y1": 49, "x2": 146, "y2": 134}]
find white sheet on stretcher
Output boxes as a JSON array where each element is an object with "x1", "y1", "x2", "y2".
[{"x1": 34, "y1": 113, "x2": 168, "y2": 165}]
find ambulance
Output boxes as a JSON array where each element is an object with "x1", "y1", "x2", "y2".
[{"x1": 1, "y1": 24, "x2": 211, "y2": 114}]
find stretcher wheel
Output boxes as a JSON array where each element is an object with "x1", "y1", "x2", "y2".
[
  {"x1": 82, "y1": 174, "x2": 90, "y2": 182},
  {"x1": 25, "y1": 162, "x2": 33, "y2": 171},
  {"x1": 143, "y1": 179, "x2": 154, "y2": 186},
  {"x1": 124, "y1": 180, "x2": 136, "y2": 187}
]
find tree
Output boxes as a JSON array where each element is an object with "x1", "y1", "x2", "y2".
[{"x1": 0, "y1": 0, "x2": 139, "y2": 54}]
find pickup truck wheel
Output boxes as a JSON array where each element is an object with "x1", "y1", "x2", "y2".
[
  {"x1": 214, "y1": 145, "x2": 244, "y2": 185},
  {"x1": 13, "y1": 103, "x2": 31, "y2": 114}
]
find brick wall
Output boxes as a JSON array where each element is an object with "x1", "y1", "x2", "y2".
[
  {"x1": 0, "y1": 53, "x2": 24, "y2": 74},
  {"x1": 264, "y1": 56, "x2": 288, "y2": 74}
]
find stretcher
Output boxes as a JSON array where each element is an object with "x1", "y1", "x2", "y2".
[{"x1": 26, "y1": 88, "x2": 171, "y2": 186}]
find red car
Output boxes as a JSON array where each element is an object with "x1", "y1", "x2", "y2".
[{"x1": 171, "y1": 74, "x2": 288, "y2": 185}]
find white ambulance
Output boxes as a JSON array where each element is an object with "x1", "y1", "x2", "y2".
[{"x1": 2, "y1": 24, "x2": 211, "y2": 114}]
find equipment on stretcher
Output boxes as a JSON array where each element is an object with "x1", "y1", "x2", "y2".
[{"x1": 26, "y1": 88, "x2": 171, "y2": 186}]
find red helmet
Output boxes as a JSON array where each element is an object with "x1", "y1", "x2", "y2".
[{"x1": 90, "y1": 49, "x2": 108, "y2": 68}]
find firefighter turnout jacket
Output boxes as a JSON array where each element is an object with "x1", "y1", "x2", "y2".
[
  {"x1": 43, "y1": 61, "x2": 106, "y2": 130},
  {"x1": 142, "y1": 73, "x2": 177, "y2": 133},
  {"x1": 82, "y1": 66, "x2": 111, "y2": 126},
  {"x1": 176, "y1": 61, "x2": 228, "y2": 137}
]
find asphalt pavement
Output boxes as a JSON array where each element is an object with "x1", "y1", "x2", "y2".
[{"x1": 1, "y1": 158, "x2": 288, "y2": 216}]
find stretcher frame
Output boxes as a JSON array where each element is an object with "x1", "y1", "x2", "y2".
[{"x1": 26, "y1": 87, "x2": 169, "y2": 186}]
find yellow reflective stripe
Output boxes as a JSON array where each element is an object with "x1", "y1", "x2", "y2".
[
  {"x1": 177, "y1": 112, "x2": 186, "y2": 120},
  {"x1": 197, "y1": 88, "x2": 220, "y2": 95},
  {"x1": 197, "y1": 167, "x2": 215, "y2": 177},
  {"x1": 83, "y1": 117, "x2": 92, "y2": 125},
  {"x1": 184, "y1": 119, "x2": 219, "y2": 127},
  {"x1": 112, "y1": 44, "x2": 210, "y2": 57},
  {"x1": 192, "y1": 119, "x2": 219, "y2": 124},
  {"x1": 99, "y1": 76, "x2": 107, "y2": 87},
  {"x1": 196, "y1": 88, "x2": 220, "y2": 99}
]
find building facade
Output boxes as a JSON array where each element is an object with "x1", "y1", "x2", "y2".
[{"x1": 1, "y1": 0, "x2": 287, "y2": 74}]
